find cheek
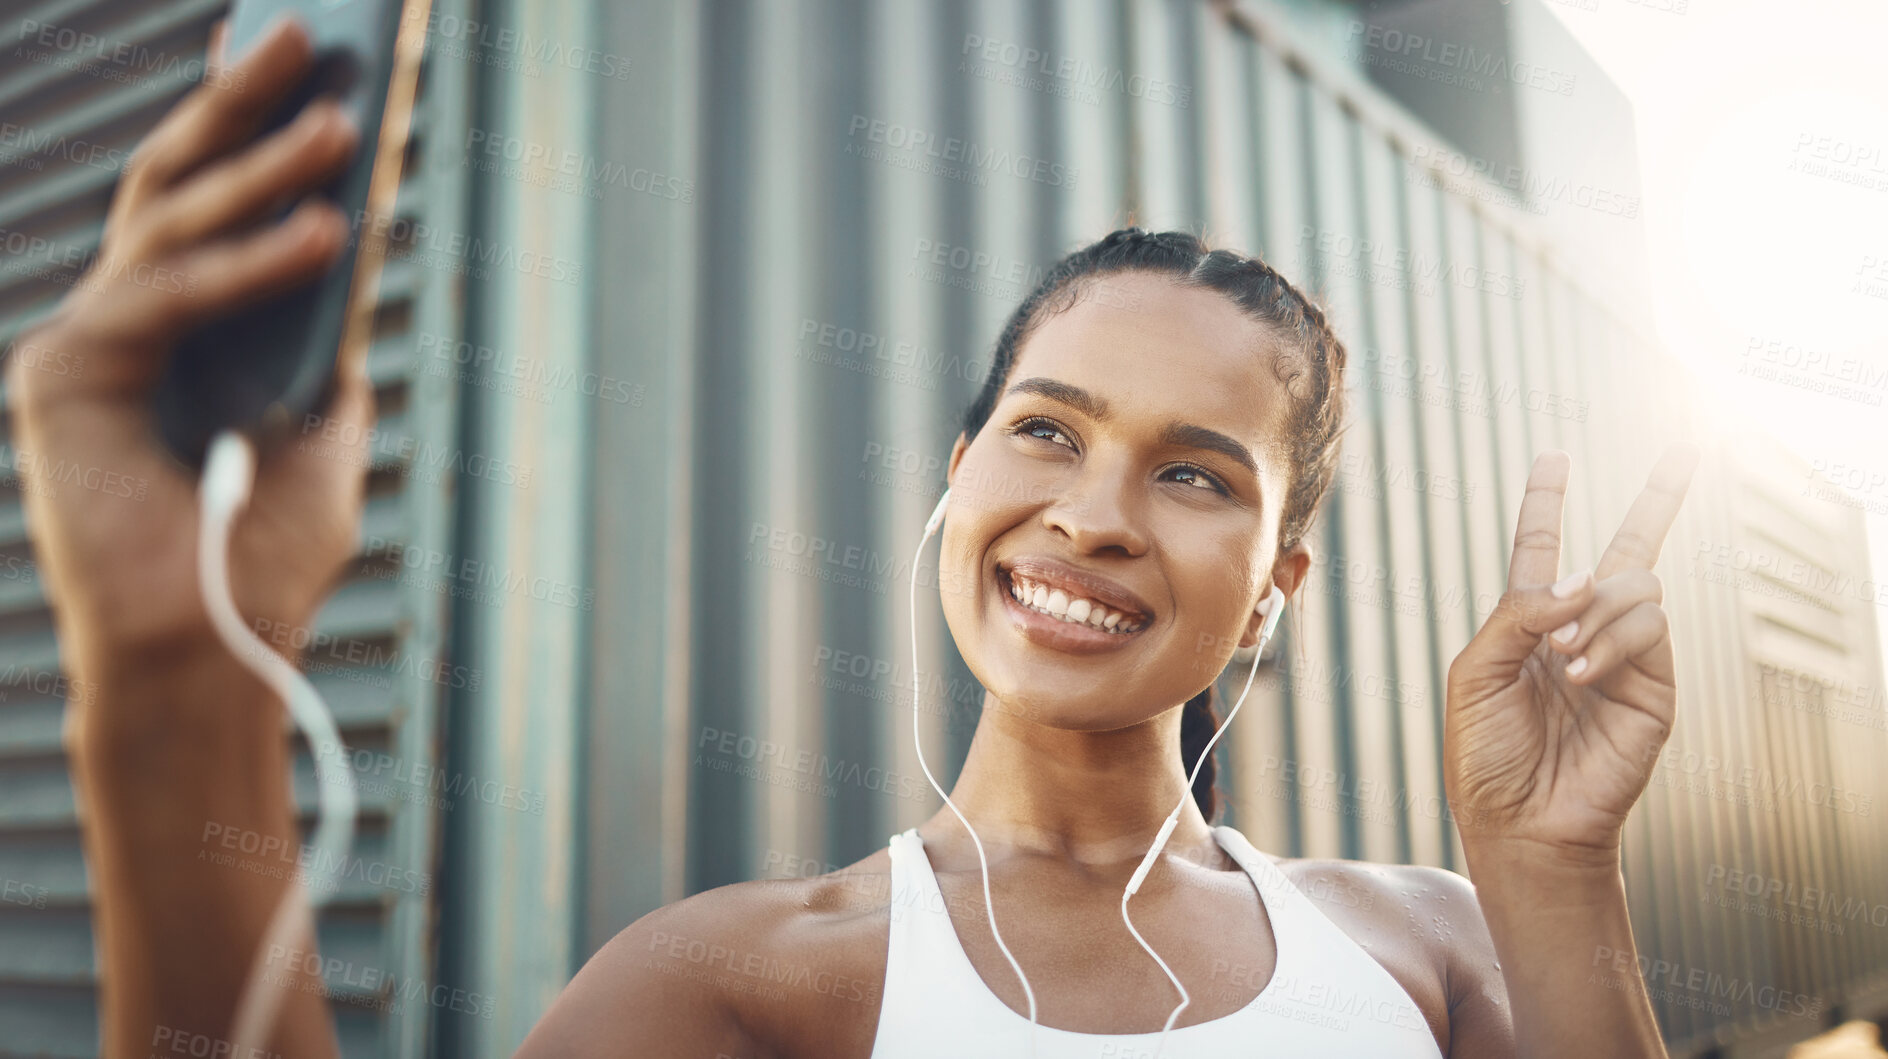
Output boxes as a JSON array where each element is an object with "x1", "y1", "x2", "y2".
[
  {"x1": 1169, "y1": 540, "x2": 1261, "y2": 640},
  {"x1": 955, "y1": 435, "x2": 1064, "y2": 509},
  {"x1": 1169, "y1": 576, "x2": 1229, "y2": 679},
  {"x1": 933, "y1": 518, "x2": 990, "y2": 631},
  {"x1": 937, "y1": 524, "x2": 985, "y2": 614}
]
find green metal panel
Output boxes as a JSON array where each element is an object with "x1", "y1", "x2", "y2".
[
  {"x1": 0, "y1": 0, "x2": 467, "y2": 1054},
  {"x1": 1339, "y1": 120, "x2": 1409, "y2": 868},
  {"x1": 425, "y1": 2, "x2": 1888, "y2": 1058},
  {"x1": 427, "y1": 0, "x2": 597, "y2": 1052},
  {"x1": 578, "y1": 0, "x2": 701, "y2": 957},
  {"x1": 1356, "y1": 131, "x2": 1444, "y2": 869},
  {"x1": 1198, "y1": 1, "x2": 1293, "y2": 842}
]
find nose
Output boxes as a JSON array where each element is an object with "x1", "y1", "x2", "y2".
[{"x1": 1040, "y1": 455, "x2": 1149, "y2": 557}]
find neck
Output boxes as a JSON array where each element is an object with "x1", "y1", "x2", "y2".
[{"x1": 923, "y1": 692, "x2": 1223, "y2": 871}]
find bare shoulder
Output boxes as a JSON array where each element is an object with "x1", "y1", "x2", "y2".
[
  {"x1": 515, "y1": 846, "x2": 898, "y2": 1059},
  {"x1": 1272, "y1": 855, "x2": 1489, "y2": 951},
  {"x1": 1264, "y1": 854, "x2": 1512, "y2": 1056}
]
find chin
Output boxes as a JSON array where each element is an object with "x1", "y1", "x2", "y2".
[{"x1": 976, "y1": 681, "x2": 1156, "y2": 733}]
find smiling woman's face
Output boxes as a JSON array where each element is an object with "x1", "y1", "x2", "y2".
[{"x1": 941, "y1": 270, "x2": 1300, "y2": 732}]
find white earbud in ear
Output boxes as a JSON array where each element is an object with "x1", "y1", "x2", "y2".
[{"x1": 1254, "y1": 583, "x2": 1286, "y2": 656}]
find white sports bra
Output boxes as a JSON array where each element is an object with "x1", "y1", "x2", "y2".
[{"x1": 868, "y1": 824, "x2": 1447, "y2": 1058}]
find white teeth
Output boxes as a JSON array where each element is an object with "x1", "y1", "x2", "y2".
[{"x1": 1004, "y1": 572, "x2": 1146, "y2": 634}]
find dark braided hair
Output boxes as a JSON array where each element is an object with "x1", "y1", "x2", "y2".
[{"x1": 957, "y1": 227, "x2": 1350, "y2": 824}]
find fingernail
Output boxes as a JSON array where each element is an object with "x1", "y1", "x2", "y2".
[
  {"x1": 306, "y1": 100, "x2": 358, "y2": 141},
  {"x1": 291, "y1": 202, "x2": 339, "y2": 240},
  {"x1": 234, "y1": 14, "x2": 292, "y2": 64},
  {"x1": 267, "y1": 13, "x2": 302, "y2": 43},
  {"x1": 1552, "y1": 620, "x2": 1578, "y2": 644},
  {"x1": 1551, "y1": 571, "x2": 1587, "y2": 598},
  {"x1": 1566, "y1": 655, "x2": 1588, "y2": 678}
]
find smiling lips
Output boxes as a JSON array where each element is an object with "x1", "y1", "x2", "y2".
[
  {"x1": 994, "y1": 558, "x2": 1154, "y2": 643},
  {"x1": 1006, "y1": 573, "x2": 1147, "y2": 633}
]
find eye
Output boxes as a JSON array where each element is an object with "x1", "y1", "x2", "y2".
[
  {"x1": 1010, "y1": 415, "x2": 1232, "y2": 497},
  {"x1": 1009, "y1": 415, "x2": 1075, "y2": 450},
  {"x1": 1163, "y1": 463, "x2": 1231, "y2": 497}
]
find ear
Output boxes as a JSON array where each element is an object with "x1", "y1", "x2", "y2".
[
  {"x1": 1239, "y1": 538, "x2": 1312, "y2": 649},
  {"x1": 946, "y1": 431, "x2": 969, "y2": 489}
]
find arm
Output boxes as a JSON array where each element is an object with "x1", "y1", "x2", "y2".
[
  {"x1": 515, "y1": 893, "x2": 777, "y2": 1058},
  {"x1": 70, "y1": 646, "x2": 343, "y2": 1059},
  {"x1": 1461, "y1": 842, "x2": 1663, "y2": 1059},
  {"x1": 1363, "y1": 853, "x2": 1655, "y2": 1059},
  {"x1": 14, "y1": 15, "x2": 775, "y2": 1056},
  {"x1": 1442, "y1": 446, "x2": 1700, "y2": 1059},
  {"x1": 6, "y1": 15, "x2": 370, "y2": 1056}
]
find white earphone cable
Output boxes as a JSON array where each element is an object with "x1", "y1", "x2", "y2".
[
  {"x1": 910, "y1": 490, "x2": 1040, "y2": 1059},
  {"x1": 1124, "y1": 589, "x2": 1277, "y2": 1059},
  {"x1": 908, "y1": 487, "x2": 1284, "y2": 1059},
  {"x1": 198, "y1": 430, "x2": 357, "y2": 1055}
]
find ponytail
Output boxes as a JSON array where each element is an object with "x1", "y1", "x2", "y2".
[{"x1": 1179, "y1": 684, "x2": 1223, "y2": 823}]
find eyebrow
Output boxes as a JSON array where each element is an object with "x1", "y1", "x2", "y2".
[{"x1": 1004, "y1": 376, "x2": 1261, "y2": 481}]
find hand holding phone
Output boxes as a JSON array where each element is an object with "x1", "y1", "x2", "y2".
[
  {"x1": 6, "y1": 14, "x2": 377, "y2": 681},
  {"x1": 151, "y1": 0, "x2": 428, "y2": 466},
  {"x1": 0, "y1": 16, "x2": 434, "y2": 1055}
]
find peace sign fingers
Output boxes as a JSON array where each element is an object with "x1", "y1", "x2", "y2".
[
  {"x1": 1592, "y1": 442, "x2": 1702, "y2": 583},
  {"x1": 1505, "y1": 449, "x2": 1573, "y2": 593}
]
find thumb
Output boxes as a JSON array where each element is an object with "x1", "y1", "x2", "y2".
[
  {"x1": 284, "y1": 353, "x2": 377, "y2": 476},
  {"x1": 255, "y1": 354, "x2": 377, "y2": 520},
  {"x1": 1454, "y1": 571, "x2": 1593, "y2": 691},
  {"x1": 206, "y1": 19, "x2": 229, "y2": 79}
]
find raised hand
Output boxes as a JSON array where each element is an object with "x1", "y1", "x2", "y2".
[
  {"x1": 5, "y1": 15, "x2": 376, "y2": 697},
  {"x1": 1443, "y1": 443, "x2": 1701, "y2": 865}
]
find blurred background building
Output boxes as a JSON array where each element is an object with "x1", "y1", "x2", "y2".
[{"x1": 0, "y1": 0, "x2": 1883, "y2": 1056}]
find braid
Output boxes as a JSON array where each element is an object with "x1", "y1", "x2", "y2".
[
  {"x1": 1181, "y1": 685, "x2": 1226, "y2": 823},
  {"x1": 957, "y1": 227, "x2": 1351, "y2": 820}
]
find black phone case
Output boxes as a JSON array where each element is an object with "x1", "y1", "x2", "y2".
[{"x1": 150, "y1": 0, "x2": 425, "y2": 467}]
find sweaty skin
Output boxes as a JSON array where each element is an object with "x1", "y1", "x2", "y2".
[{"x1": 13, "y1": 15, "x2": 1694, "y2": 1059}]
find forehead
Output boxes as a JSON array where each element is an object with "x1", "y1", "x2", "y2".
[{"x1": 1007, "y1": 270, "x2": 1296, "y2": 467}]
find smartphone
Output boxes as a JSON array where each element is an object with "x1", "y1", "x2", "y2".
[{"x1": 149, "y1": 0, "x2": 432, "y2": 467}]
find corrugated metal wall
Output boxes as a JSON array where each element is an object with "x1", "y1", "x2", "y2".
[
  {"x1": 536, "y1": 0, "x2": 1888, "y2": 1056},
  {"x1": 0, "y1": 0, "x2": 470, "y2": 1054},
  {"x1": 3, "y1": 0, "x2": 1885, "y2": 1056}
]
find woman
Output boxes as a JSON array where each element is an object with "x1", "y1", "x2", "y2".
[{"x1": 10, "y1": 16, "x2": 1698, "y2": 1059}]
